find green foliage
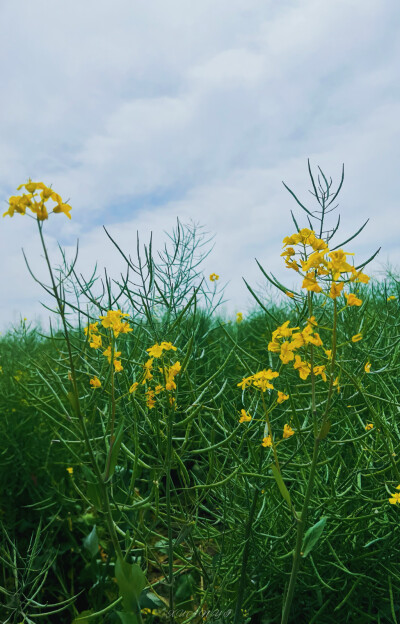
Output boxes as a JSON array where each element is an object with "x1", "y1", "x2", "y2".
[{"x1": 1, "y1": 177, "x2": 400, "y2": 623}]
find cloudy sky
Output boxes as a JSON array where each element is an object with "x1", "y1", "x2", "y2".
[{"x1": 1, "y1": 0, "x2": 399, "y2": 328}]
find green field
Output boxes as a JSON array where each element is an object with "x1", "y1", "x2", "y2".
[{"x1": 2, "y1": 170, "x2": 400, "y2": 624}]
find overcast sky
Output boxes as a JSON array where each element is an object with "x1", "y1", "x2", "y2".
[{"x1": 1, "y1": 0, "x2": 399, "y2": 328}]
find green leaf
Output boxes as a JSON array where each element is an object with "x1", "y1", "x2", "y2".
[
  {"x1": 140, "y1": 590, "x2": 165, "y2": 609},
  {"x1": 270, "y1": 464, "x2": 292, "y2": 508},
  {"x1": 83, "y1": 525, "x2": 98, "y2": 558},
  {"x1": 301, "y1": 517, "x2": 327, "y2": 557},
  {"x1": 318, "y1": 420, "x2": 331, "y2": 440},
  {"x1": 115, "y1": 556, "x2": 146, "y2": 613},
  {"x1": 108, "y1": 421, "x2": 125, "y2": 479}
]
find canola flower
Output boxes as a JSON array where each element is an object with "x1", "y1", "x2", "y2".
[
  {"x1": 90, "y1": 376, "x2": 102, "y2": 389},
  {"x1": 4, "y1": 180, "x2": 72, "y2": 220},
  {"x1": 237, "y1": 369, "x2": 279, "y2": 392},
  {"x1": 146, "y1": 341, "x2": 177, "y2": 358},
  {"x1": 66, "y1": 467, "x2": 74, "y2": 476},
  {"x1": 281, "y1": 228, "x2": 369, "y2": 302},
  {"x1": 364, "y1": 361, "x2": 371, "y2": 373},
  {"x1": 209, "y1": 273, "x2": 219, "y2": 282},
  {"x1": 389, "y1": 486, "x2": 400, "y2": 505},
  {"x1": 262, "y1": 435, "x2": 272, "y2": 447},
  {"x1": 365, "y1": 423, "x2": 374, "y2": 431},
  {"x1": 351, "y1": 333, "x2": 363, "y2": 343},
  {"x1": 387, "y1": 295, "x2": 396, "y2": 301},
  {"x1": 129, "y1": 382, "x2": 139, "y2": 394},
  {"x1": 239, "y1": 409, "x2": 252, "y2": 423},
  {"x1": 236, "y1": 312, "x2": 243, "y2": 323},
  {"x1": 283, "y1": 424, "x2": 295, "y2": 439}
]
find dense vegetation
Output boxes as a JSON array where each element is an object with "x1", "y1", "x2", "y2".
[{"x1": 1, "y1": 167, "x2": 400, "y2": 624}]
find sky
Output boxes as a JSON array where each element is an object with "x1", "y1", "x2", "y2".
[{"x1": 1, "y1": 0, "x2": 399, "y2": 328}]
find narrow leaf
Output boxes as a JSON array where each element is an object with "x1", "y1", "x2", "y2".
[{"x1": 301, "y1": 517, "x2": 327, "y2": 557}]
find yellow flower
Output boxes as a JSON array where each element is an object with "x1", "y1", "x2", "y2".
[
  {"x1": 327, "y1": 249, "x2": 354, "y2": 280},
  {"x1": 146, "y1": 341, "x2": 177, "y2": 358},
  {"x1": 279, "y1": 341, "x2": 295, "y2": 364},
  {"x1": 53, "y1": 203, "x2": 72, "y2": 219},
  {"x1": 239, "y1": 409, "x2": 252, "y2": 423},
  {"x1": 99, "y1": 310, "x2": 131, "y2": 337},
  {"x1": 129, "y1": 382, "x2": 139, "y2": 393},
  {"x1": 324, "y1": 349, "x2": 332, "y2": 359},
  {"x1": 283, "y1": 424, "x2": 295, "y2": 439},
  {"x1": 114, "y1": 359, "x2": 123, "y2": 373},
  {"x1": 345, "y1": 293, "x2": 362, "y2": 307},
  {"x1": 154, "y1": 384, "x2": 164, "y2": 394},
  {"x1": 364, "y1": 361, "x2": 371, "y2": 373},
  {"x1": 365, "y1": 423, "x2": 374, "y2": 431},
  {"x1": 333, "y1": 377, "x2": 340, "y2": 392},
  {"x1": 84, "y1": 322, "x2": 99, "y2": 335},
  {"x1": 209, "y1": 273, "x2": 219, "y2": 282},
  {"x1": 236, "y1": 312, "x2": 243, "y2": 323},
  {"x1": 302, "y1": 273, "x2": 322, "y2": 293},
  {"x1": 277, "y1": 391, "x2": 289, "y2": 404},
  {"x1": 313, "y1": 365, "x2": 327, "y2": 382},
  {"x1": 89, "y1": 334, "x2": 102, "y2": 350},
  {"x1": 66, "y1": 467, "x2": 74, "y2": 475},
  {"x1": 389, "y1": 486, "x2": 400, "y2": 505},
  {"x1": 146, "y1": 389, "x2": 156, "y2": 409},
  {"x1": 329, "y1": 282, "x2": 344, "y2": 299},
  {"x1": 387, "y1": 295, "x2": 396, "y2": 301},
  {"x1": 293, "y1": 355, "x2": 311, "y2": 380},
  {"x1": 262, "y1": 435, "x2": 272, "y2": 447},
  {"x1": 90, "y1": 376, "x2": 101, "y2": 388},
  {"x1": 102, "y1": 346, "x2": 121, "y2": 363},
  {"x1": 351, "y1": 333, "x2": 363, "y2": 343}
]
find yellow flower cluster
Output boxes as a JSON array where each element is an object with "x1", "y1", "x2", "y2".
[
  {"x1": 209, "y1": 273, "x2": 219, "y2": 282},
  {"x1": 4, "y1": 180, "x2": 72, "y2": 220},
  {"x1": 268, "y1": 318, "x2": 327, "y2": 381},
  {"x1": 237, "y1": 368, "x2": 279, "y2": 392},
  {"x1": 281, "y1": 228, "x2": 369, "y2": 301},
  {"x1": 131, "y1": 342, "x2": 181, "y2": 410},
  {"x1": 389, "y1": 485, "x2": 400, "y2": 505},
  {"x1": 99, "y1": 310, "x2": 132, "y2": 338},
  {"x1": 84, "y1": 310, "x2": 132, "y2": 383},
  {"x1": 146, "y1": 341, "x2": 177, "y2": 358}
]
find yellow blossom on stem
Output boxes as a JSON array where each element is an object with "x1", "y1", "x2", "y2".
[
  {"x1": 89, "y1": 334, "x2": 102, "y2": 350},
  {"x1": 262, "y1": 435, "x2": 272, "y2": 447},
  {"x1": 333, "y1": 377, "x2": 340, "y2": 392},
  {"x1": 129, "y1": 382, "x2": 139, "y2": 394},
  {"x1": 330, "y1": 282, "x2": 344, "y2": 299},
  {"x1": 387, "y1": 295, "x2": 396, "y2": 301},
  {"x1": 102, "y1": 346, "x2": 121, "y2": 363},
  {"x1": 313, "y1": 365, "x2": 327, "y2": 382},
  {"x1": 90, "y1": 376, "x2": 101, "y2": 388},
  {"x1": 365, "y1": 423, "x2": 374, "y2": 431},
  {"x1": 236, "y1": 312, "x2": 243, "y2": 323},
  {"x1": 345, "y1": 293, "x2": 362, "y2": 307},
  {"x1": 279, "y1": 341, "x2": 295, "y2": 364},
  {"x1": 283, "y1": 424, "x2": 295, "y2": 439},
  {"x1": 293, "y1": 355, "x2": 311, "y2": 380},
  {"x1": 277, "y1": 391, "x2": 289, "y2": 403},
  {"x1": 146, "y1": 389, "x2": 156, "y2": 409},
  {"x1": 114, "y1": 359, "x2": 123, "y2": 373},
  {"x1": 389, "y1": 486, "x2": 400, "y2": 505},
  {"x1": 351, "y1": 333, "x2": 363, "y2": 343},
  {"x1": 146, "y1": 341, "x2": 177, "y2": 358},
  {"x1": 66, "y1": 467, "x2": 74, "y2": 475},
  {"x1": 364, "y1": 361, "x2": 371, "y2": 373},
  {"x1": 239, "y1": 409, "x2": 252, "y2": 423},
  {"x1": 302, "y1": 273, "x2": 322, "y2": 293},
  {"x1": 209, "y1": 273, "x2": 219, "y2": 282}
]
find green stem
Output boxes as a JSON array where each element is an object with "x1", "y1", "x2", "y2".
[{"x1": 165, "y1": 400, "x2": 175, "y2": 622}]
